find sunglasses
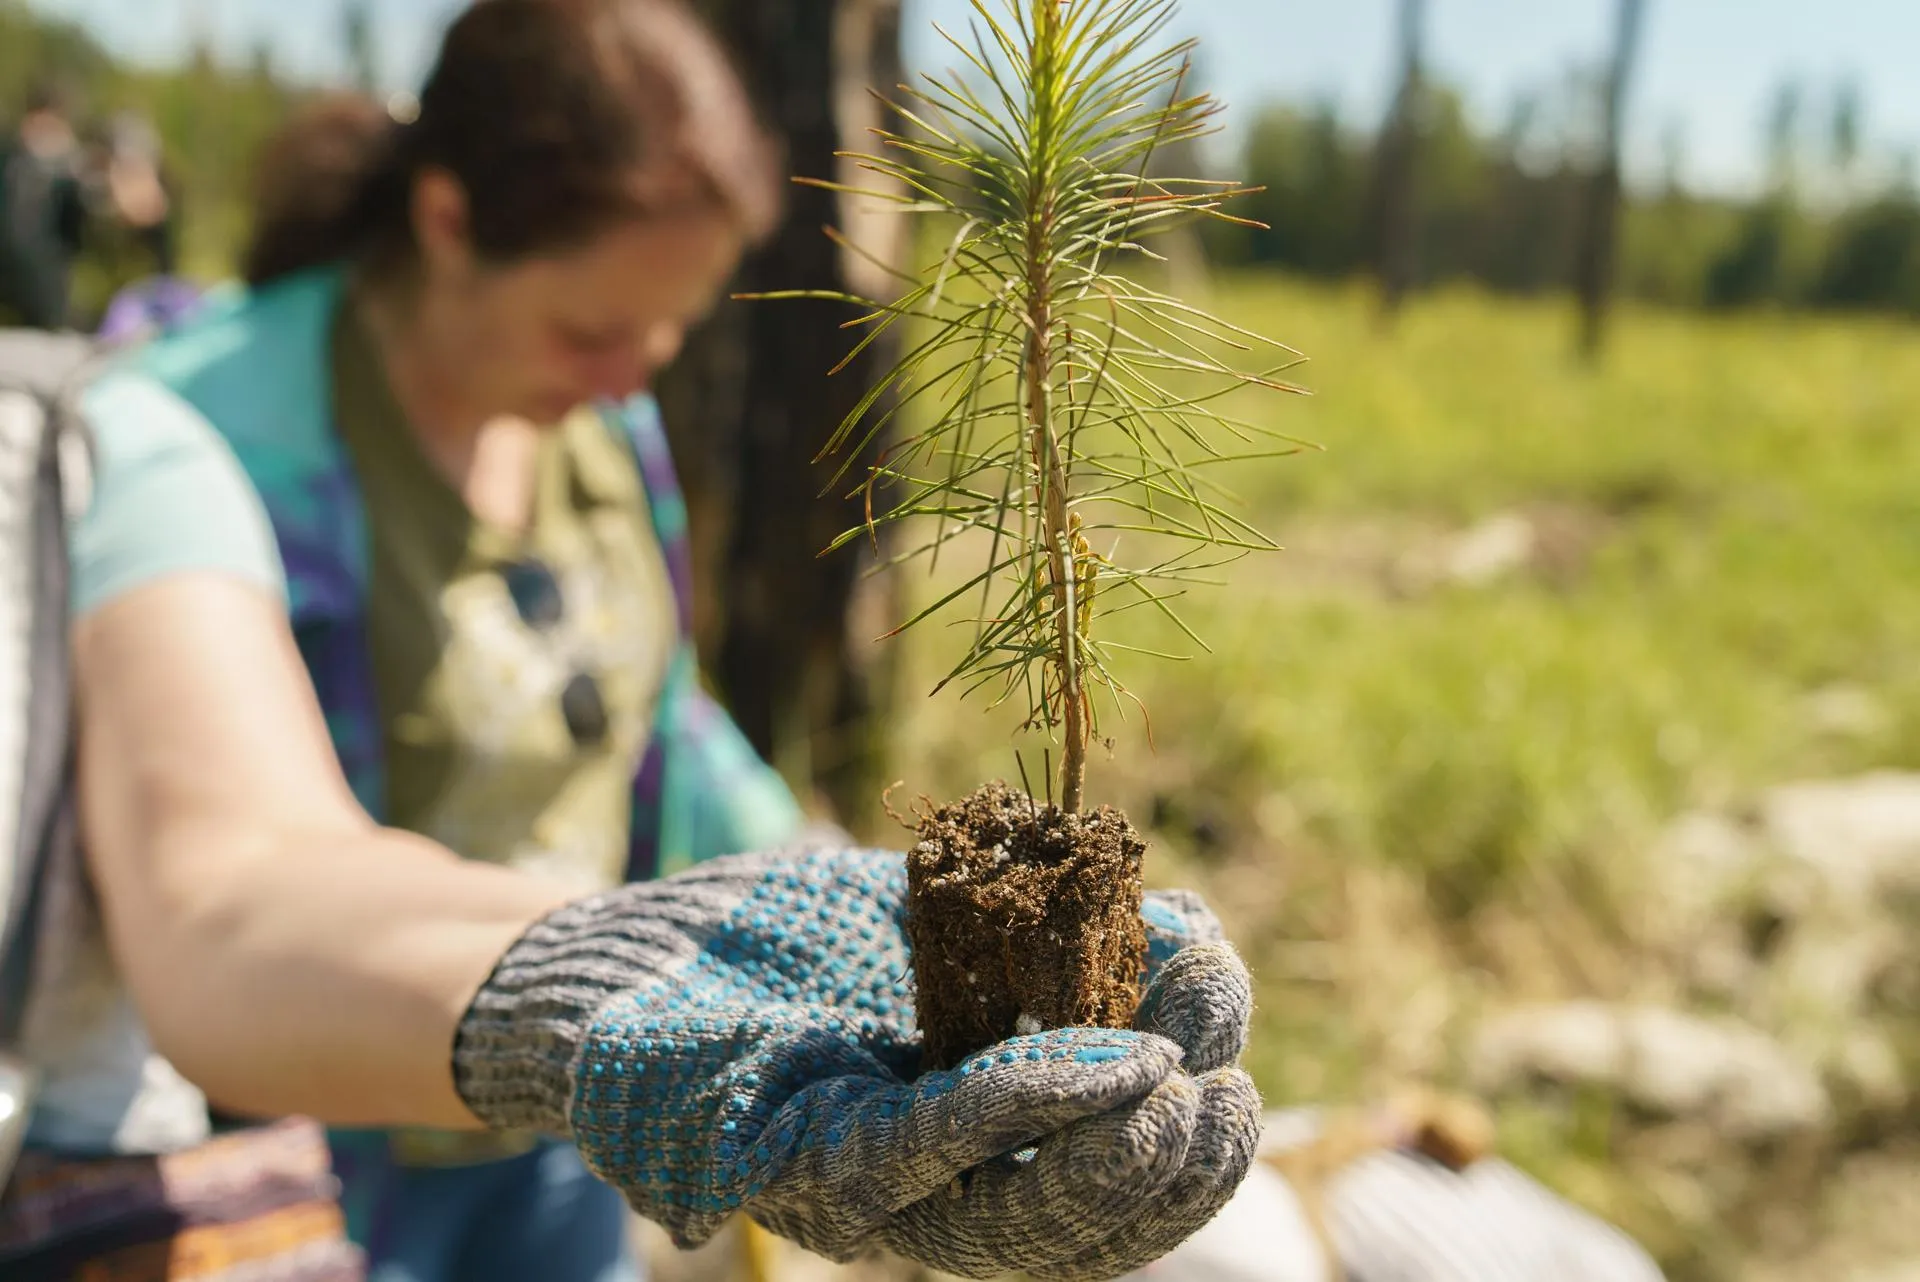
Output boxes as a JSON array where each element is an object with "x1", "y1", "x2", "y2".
[{"x1": 498, "y1": 557, "x2": 610, "y2": 748}]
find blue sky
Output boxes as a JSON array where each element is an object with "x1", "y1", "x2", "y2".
[{"x1": 27, "y1": 0, "x2": 1920, "y2": 195}]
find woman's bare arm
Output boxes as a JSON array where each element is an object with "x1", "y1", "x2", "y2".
[{"x1": 75, "y1": 573, "x2": 575, "y2": 1128}]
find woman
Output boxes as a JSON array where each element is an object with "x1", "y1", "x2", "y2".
[
  {"x1": 4, "y1": 16, "x2": 1254, "y2": 1282},
  {"x1": 90, "y1": 0, "x2": 855, "y2": 1276},
  {"x1": 123, "y1": 1, "x2": 806, "y2": 1275},
  {"x1": 0, "y1": 1, "x2": 1258, "y2": 1280}
]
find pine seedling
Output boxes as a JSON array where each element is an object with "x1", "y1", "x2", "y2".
[
  {"x1": 750, "y1": 0, "x2": 1308, "y2": 1068},
  {"x1": 754, "y1": 0, "x2": 1306, "y2": 811}
]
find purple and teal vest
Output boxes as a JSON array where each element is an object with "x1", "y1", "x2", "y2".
[{"x1": 122, "y1": 265, "x2": 803, "y2": 882}]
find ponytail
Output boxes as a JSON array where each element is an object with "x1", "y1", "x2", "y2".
[
  {"x1": 244, "y1": 1, "x2": 781, "y2": 287},
  {"x1": 242, "y1": 94, "x2": 411, "y2": 287}
]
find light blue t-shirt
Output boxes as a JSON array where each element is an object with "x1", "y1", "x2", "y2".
[
  {"x1": 25, "y1": 372, "x2": 285, "y2": 1156},
  {"x1": 70, "y1": 372, "x2": 286, "y2": 618}
]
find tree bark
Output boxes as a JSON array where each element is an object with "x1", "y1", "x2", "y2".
[
  {"x1": 656, "y1": 0, "x2": 906, "y2": 829},
  {"x1": 1574, "y1": 0, "x2": 1647, "y2": 360}
]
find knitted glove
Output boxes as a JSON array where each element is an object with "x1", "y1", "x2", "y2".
[{"x1": 453, "y1": 847, "x2": 1260, "y2": 1281}]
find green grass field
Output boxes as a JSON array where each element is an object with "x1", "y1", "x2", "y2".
[{"x1": 878, "y1": 273, "x2": 1920, "y2": 1278}]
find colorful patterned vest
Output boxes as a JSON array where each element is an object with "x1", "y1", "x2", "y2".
[{"x1": 126, "y1": 265, "x2": 802, "y2": 882}]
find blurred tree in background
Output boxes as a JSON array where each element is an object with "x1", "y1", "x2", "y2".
[
  {"x1": 1199, "y1": 56, "x2": 1920, "y2": 323},
  {"x1": 341, "y1": 0, "x2": 380, "y2": 95},
  {"x1": 1370, "y1": 0, "x2": 1426, "y2": 323},
  {"x1": 1571, "y1": 0, "x2": 1646, "y2": 359}
]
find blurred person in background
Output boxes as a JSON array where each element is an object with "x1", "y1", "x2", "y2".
[
  {"x1": 88, "y1": 113, "x2": 198, "y2": 346},
  {"x1": 2, "y1": 85, "x2": 183, "y2": 332},
  {"x1": 97, "y1": 111, "x2": 179, "y2": 278},
  {"x1": 0, "y1": 78, "x2": 90, "y2": 329}
]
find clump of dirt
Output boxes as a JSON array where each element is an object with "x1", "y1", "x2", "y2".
[{"x1": 906, "y1": 781, "x2": 1148, "y2": 1071}]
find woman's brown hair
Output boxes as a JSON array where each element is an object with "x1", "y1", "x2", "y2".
[{"x1": 243, "y1": 0, "x2": 781, "y2": 286}]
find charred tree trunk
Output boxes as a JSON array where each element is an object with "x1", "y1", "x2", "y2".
[
  {"x1": 657, "y1": 0, "x2": 907, "y2": 828},
  {"x1": 1371, "y1": 0, "x2": 1426, "y2": 323},
  {"x1": 1574, "y1": 0, "x2": 1647, "y2": 360}
]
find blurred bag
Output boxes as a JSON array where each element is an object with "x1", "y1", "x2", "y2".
[
  {"x1": 0, "y1": 329, "x2": 363, "y2": 1279},
  {"x1": 0, "y1": 329, "x2": 96, "y2": 1186}
]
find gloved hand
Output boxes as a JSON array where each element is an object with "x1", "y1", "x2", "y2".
[{"x1": 453, "y1": 846, "x2": 1259, "y2": 1281}]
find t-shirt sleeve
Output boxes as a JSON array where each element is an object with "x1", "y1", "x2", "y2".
[{"x1": 69, "y1": 372, "x2": 288, "y2": 619}]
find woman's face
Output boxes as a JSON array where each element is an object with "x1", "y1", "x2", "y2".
[{"x1": 413, "y1": 173, "x2": 745, "y2": 425}]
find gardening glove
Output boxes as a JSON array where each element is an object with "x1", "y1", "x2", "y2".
[{"x1": 453, "y1": 846, "x2": 1260, "y2": 1281}]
